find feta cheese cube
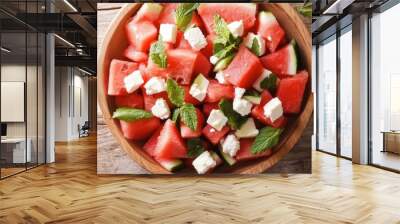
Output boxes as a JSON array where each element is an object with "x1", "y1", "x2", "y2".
[
  {"x1": 190, "y1": 74, "x2": 209, "y2": 102},
  {"x1": 151, "y1": 98, "x2": 170, "y2": 119},
  {"x1": 192, "y1": 151, "x2": 217, "y2": 174},
  {"x1": 234, "y1": 87, "x2": 246, "y2": 99},
  {"x1": 184, "y1": 27, "x2": 207, "y2": 51},
  {"x1": 221, "y1": 134, "x2": 240, "y2": 157},
  {"x1": 227, "y1": 20, "x2": 244, "y2": 38},
  {"x1": 210, "y1": 55, "x2": 219, "y2": 65},
  {"x1": 144, "y1": 77, "x2": 166, "y2": 95},
  {"x1": 244, "y1": 32, "x2": 266, "y2": 56},
  {"x1": 159, "y1": 23, "x2": 177, "y2": 44},
  {"x1": 252, "y1": 69, "x2": 272, "y2": 92},
  {"x1": 215, "y1": 71, "x2": 227, "y2": 84},
  {"x1": 263, "y1": 97, "x2": 283, "y2": 122},
  {"x1": 123, "y1": 70, "x2": 144, "y2": 93},
  {"x1": 207, "y1": 109, "x2": 228, "y2": 131},
  {"x1": 233, "y1": 98, "x2": 252, "y2": 116},
  {"x1": 235, "y1": 118, "x2": 259, "y2": 138}
]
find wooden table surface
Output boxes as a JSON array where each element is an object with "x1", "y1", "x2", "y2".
[{"x1": 97, "y1": 3, "x2": 312, "y2": 174}]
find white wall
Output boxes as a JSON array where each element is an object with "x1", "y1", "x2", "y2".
[{"x1": 54, "y1": 66, "x2": 89, "y2": 141}]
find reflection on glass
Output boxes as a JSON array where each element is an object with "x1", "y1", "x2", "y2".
[
  {"x1": 317, "y1": 36, "x2": 337, "y2": 154},
  {"x1": 340, "y1": 28, "x2": 352, "y2": 158},
  {"x1": 371, "y1": 4, "x2": 400, "y2": 171}
]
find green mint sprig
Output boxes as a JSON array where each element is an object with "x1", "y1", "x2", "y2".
[
  {"x1": 251, "y1": 127, "x2": 282, "y2": 154},
  {"x1": 112, "y1": 107, "x2": 152, "y2": 121}
]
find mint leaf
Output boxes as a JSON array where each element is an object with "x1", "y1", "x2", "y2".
[
  {"x1": 172, "y1": 108, "x2": 181, "y2": 122},
  {"x1": 150, "y1": 40, "x2": 167, "y2": 68},
  {"x1": 112, "y1": 107, "x2": 152, "y2": 121},
  {"x1": 218, "y1": 99, "x2": 247, "y2": 130},
  {"x1": 260, "y1": 74, "x2": 277, "y2": 92},
  {"x1": 244, "y1": 89, "x2": 260, "y2": 97},
  {"x1": 180, "y1": 104, "x2": 197, "y2": 131},
  {"x1": 213, "y1": 15, "x2": 231, "y2": 45},
  {"x1": 166, "y1": 78, "x2": 185, "y2": 107},
  {"x1": 187, "y1": 138, "x2": 205, "y2": 158},
  {"x1": 250, "y1": 38, "x2": 261, "y2": 56},
  {"x1": 251, "y1": 127, "x2": 282, "y2": 154},
  {"x1": 214, "y1": 43, "x2": 236, "y2": 59},
  {"x1": 175, "y1": 3, "x2": 200, "y2": 31}
]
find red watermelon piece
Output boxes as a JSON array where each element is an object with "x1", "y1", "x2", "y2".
[
  {"x1": 205, "y1": 80, "x2": 234, "y2": 103},
  {"x1": 276, "y1": 70, "x2": 309, "y2": 114},
  {"x1": 198, "y1": 3, "x2": 257, "y2": 34},
  {"x1": 257, "y1": 11, "x2": 286, "y2": 53},
  {"x1": 133, "y1": 3, "x2": 163, "y2": 23},
  {"x1": 235, "y1": 138, "x2": 273, "y2": 161},
  {"x1": 108, "y1": 59, "x2": 138, "y2": 96},
  {"x1": 182, "y1": 86, "x2": 201, "y2": 105},
  {"x1": 202, "y1": 124, "x2": 230, "y2": 145},
  {"x1": 115, "y1": 93, "x2": 144, "y2": 109},
  {"x1": 180, "y1": 108, "x2": 205, "y2": 138},
  {"x1": 175, "y1": 31, "x2": 191, "y2": 49},
  {"x1": 158, "y1": 3, "x2": 204, "y2": 29},
  {"x1": 124, "y1": 45, "x2": 148, "y2": 63},
  {"x1": 143, "y1": 91, "x2": 172, "y2": 112},
  {"x1": 143, "y1": 127, "x2": 163, "y2": 156},
  {"x1": 260, "y1": 41, "x2": 297, "y2": 76},
  {"x1": 155, "y1": 120, "x2": 188, "y2": 158},
  {"x1": 202, "y1": 102, "x2": 219, "y2": 117},
  {"x1": 119, "y1": 117, "x2": 161, "y2": 141},
  {"x1": 224, "y1": 45, "x2": 264, "y2": 88},
  {"x1": 126, "y1": 20, "x2": 158, "y2": 52},
  {"x1": 201, "y1": 34, "x2": 215, "y2": 58},
  {"x1": 147, "y1": 49, "x2": 210, "y2": 84},
  {"x1": 251, "y1": 90, "x2": 287, "y2": 128}
]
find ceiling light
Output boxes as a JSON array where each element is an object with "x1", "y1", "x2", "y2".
[
  {"x1": 63, "y1": 0, "x2": 78, "y2": 12},
  {"x1": 1, "y1": 47, "x2": 11, "y2": 53},
  {"x1": 54, "y1": 34, "x2": 75, "y2": 48},
  {"x1": 78, "y1": 67, "x2": 93, "y2": 76}
]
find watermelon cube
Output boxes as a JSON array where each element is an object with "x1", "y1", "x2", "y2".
[
  {"x1": 143, "y1": 127, "x2": 163, "y2": 157},
  {"x1": 260, "y1": 41, "x2": 297, "y2": 76},
  {"x1": 204, "y1": 80, "x2": 235, "y2": 103},
  {"x1": 202, "y1": 124, "x2": 230, "y2": 145},
  {"x1": 126, "y1": 20, "x2": 158, "y2": 52},
  {"x1": 143, "y1": 91, "x2": 172, "y2": 112},
  {"x1": 182, "y1": 85, "x2": 201, "y2": 105},
  {"x1": 257, "y1": 11, "x2": 286, "y2": 53},
  {"x1": 175, "y1": 31, "x2": 191, "y2": 49},
  {"x1": 224, "y1": 45, "x2": 264, "y2": 88},
  {"x1": 235, "y1": 138, "x2": 273, "y2": 161},
  {"x1": 197, "y1": 3, "x2": 257, "y2": 34},
  {"x1": 251, "y1": 90, "x2": 287, "y2": 128},
  {"x1": 108, "y1": 59, "x2": 138, "y2": 96},
  {"x1": 158, "y1": 3, "x2": 204, "y2": 29},
  {"x1": 119, "y1": 117, "x2": 161, "y2": 141},
  {"x1": 276, "y1": 70, "x2": 309, "y2": 114},
  {"x1": 115, "y1": 92, "x2": 144, "y2": 109},
  {"x1": 201, "y1": 34, "x2": 215, "y2": 59},
  {"x1": 180, "y1": 108, "x2": 205, "y2": 138},
  {"x1": 124, "y1": 45, "x2": 148, "y2": 63},
  {"x1": 202, "y1": 102, "x2": 219, "y2": 117},
  {"x1": 155, "y1": 120, "x2": 188, "y2": 158},
  {"x1": 133, "y1": 3, "x2": 163, "y2": 23}
]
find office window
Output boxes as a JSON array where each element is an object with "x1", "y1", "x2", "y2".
[
  {"x1": 339, "y1": 27, "x2": 352, "y2": 158},
  {"x1": 317, "y1": 36, "x2": 337, "y2": 154},
  {"x1": 371, "y1": 3, "x2": 400, "y2": 171}
]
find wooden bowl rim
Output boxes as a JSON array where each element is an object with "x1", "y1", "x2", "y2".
[{"x1": 98, "y1": 3, "x2": 312, "y2": 174}]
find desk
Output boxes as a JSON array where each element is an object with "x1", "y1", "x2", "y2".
[
  {"x1": 1, "y1": 138, "x2": 31, "y2": 163},
  {"x1": 381, "y1": 131, "x2": 400, "y2": 154}
]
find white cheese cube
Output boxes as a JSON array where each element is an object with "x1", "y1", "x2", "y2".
[
  {"x1": 190, "y1": 74, "x2": 209, "y2": 102},
  {"x1": 159, "y1": 23, "x2": 177, "y2": 44},
  {"x1": 244, "y1": 32, "x2": 266, "y2": 56},
  {"x1": 151, "y1": 98, "x2": 170, "y2": 119},
  {"x1": 123, "y1": 70, "x2": 144, "y2": 93},
  {"x1": 207, "y1": 109, "x2": 228, "y2": 131},
  {"x1": 227, "y1": 20, "x2": 244, "y2": 38},
  {"x1": 184, "y1": 27, "x2": 207, "y2": 51},
  {"x1": 234, "y1": 87, "x2": 246, "y2": 99},
  {"x1": 210, "y1": 55, "x2": 219, "y2": 65},
  {"x1": 144, "y1": 77, "x2": 166, "y2": 95},
  {"x1": 233, "y1": 98, "x2": 252, "y2": 116},
  {"x1": 263, "y1": 97, "x2": 283, "y2": 122},
  {"x1": 235, "y1": 118, "x2": 259, "y2": 138},
  {"x1": 221, "y1": 134, "x2": 240, "y2": 157},
  {"x1": 192, "y1": 151, "x2": 217, "y2": 174},
  {"x1": 215, "y1": 71, "x2": 227, "y2": 84},
  {"x1": 252, "y1": 69, "x2": 272, "y2": 92}
]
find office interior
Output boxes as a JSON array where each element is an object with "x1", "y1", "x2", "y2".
[
  {"x1": 313, "y1": 0, "x2": 400, "y2": 172},
  {"x1": 0, "y1": 0, "x2": 97, "y2": 179}
]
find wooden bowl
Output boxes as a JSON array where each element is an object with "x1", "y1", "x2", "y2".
[{"x1": 98, "y1": 3, "x2": 313, "y2": 174}]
